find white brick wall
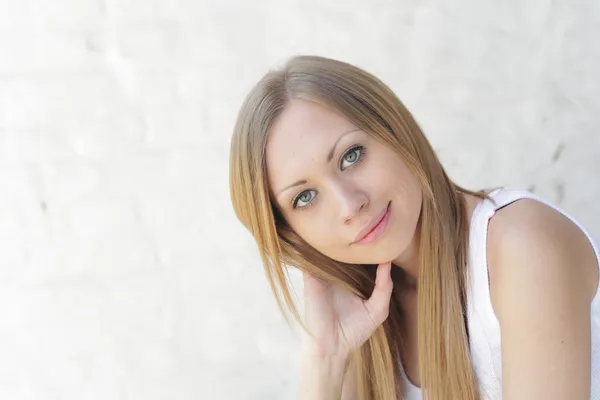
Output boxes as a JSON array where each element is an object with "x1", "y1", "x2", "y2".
[{"x1": 0, "y1": 0, "x2": 598, "y2": 399}]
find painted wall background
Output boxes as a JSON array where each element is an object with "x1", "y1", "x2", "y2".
[{"x1": 0, "y1": 0, "x2": 598, "y2": 398}]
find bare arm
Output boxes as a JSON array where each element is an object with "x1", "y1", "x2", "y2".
[
  {"x1": 340, "y1": 358, "x2": 358, "y2": 400},
  {"x1": 488, "y1": 199, "x2": 598, "y2": 400},
  {"x1": 299, "y1": 352, "x2": 348, "y2": 400}
]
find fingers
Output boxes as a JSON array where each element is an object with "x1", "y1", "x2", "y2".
[
  {"x1": 301, "y1": 270, "x2": 335, "y2": 338},
  {"x1": 303, "y1": 270, "x2": 323, "y2": 291},
  {"x1": 364, "y1": 262, "x2": 393, "y2": 325},
  {"x1": 302, "y1": 270, "x2": 313, "y2": 285},
  {"x1": 302, "y1": 270, "x2": 330, "y2": 302}
]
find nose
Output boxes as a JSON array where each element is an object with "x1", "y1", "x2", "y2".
[{"x1": 331, "y1": 181, "x2": 369, "y2": 224}]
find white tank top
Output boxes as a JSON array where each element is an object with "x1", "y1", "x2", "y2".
[{"x1": 401, "y1": 188, "x2": 600, "y2": 399}]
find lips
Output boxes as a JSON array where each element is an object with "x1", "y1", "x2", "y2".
[{"x1": 353, "y1": 202, "x2": 391, "y2": 244}]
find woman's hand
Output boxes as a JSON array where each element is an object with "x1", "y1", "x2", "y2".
[{"x1": 302, "y1": 262, "x2": 394, "y2": 359}]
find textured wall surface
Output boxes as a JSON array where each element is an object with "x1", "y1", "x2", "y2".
[{"x1": 0, "y1": 0, "x2": 598, "y2": 399}]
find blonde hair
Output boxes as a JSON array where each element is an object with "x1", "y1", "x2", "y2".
[{"x1": 229, "y1": 55, "x2": 485, "y2": 399}]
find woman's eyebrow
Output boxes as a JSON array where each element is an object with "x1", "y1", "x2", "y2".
[
  {"x1": 277, "y1": 179, "x2": 308, "y2": 196},
  {"x1": 326, "y1": 128, "x2": 361, "y2": 162}
]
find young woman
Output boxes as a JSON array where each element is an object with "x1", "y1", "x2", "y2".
[{"x1": 228, "y1": 55, "x2": 600, "y2": 399}]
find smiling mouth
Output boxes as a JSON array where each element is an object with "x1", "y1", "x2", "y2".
[{"x1": 352, "y1": 202, "x2": 391, "y2": 245}]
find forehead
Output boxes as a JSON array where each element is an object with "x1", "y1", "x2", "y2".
[
  {"x1": 265, "y1": 99, "x2": 357, "y2": 189},
  {"x1": 272, "y1": 98, "x2": 355, "y2": 139}
]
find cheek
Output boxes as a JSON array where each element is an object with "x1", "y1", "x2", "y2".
[
  {"x1": 380, "y1": 165, "x2": 423, "y2": 227},
  {"x1": 293, "y1": 217, "x2": 335, "y2": 247},
  {"x1": 361, "y1": 151, "x2": 405, "y2": 189},
  {"x1": 287, "y1": 215, "x2": 346, "y2": 260},
  {"x1": 397, "y1": 184, "x2": 423, "y2": 237}
]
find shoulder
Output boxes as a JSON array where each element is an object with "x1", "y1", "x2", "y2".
[
  {"x1": 486, "y1": 197, "x2": 598, "y2": 321},
  {"x1": 482, "y1": 194, "x2": 598, "y2": 397}
]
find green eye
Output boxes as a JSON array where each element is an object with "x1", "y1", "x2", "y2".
[
  {"x1": 341, "y1": 146, "x2": 363, "y2": 170},
  {"x1": 293, "y1": 189, "x2": 316, "y2": 208}
]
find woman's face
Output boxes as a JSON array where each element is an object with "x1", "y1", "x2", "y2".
[{"x1": 266, "y1": 98, "x2": 423, "y2": 266}]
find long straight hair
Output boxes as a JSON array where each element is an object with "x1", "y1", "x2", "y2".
[{"x1": 229, "y1": 55, "x2": 485, "y2": 399}]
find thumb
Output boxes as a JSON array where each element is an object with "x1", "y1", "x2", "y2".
[{"x1": 364, "y1": 262, "x2": 393, "y2": 325}]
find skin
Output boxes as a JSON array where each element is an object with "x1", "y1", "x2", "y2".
[
  {"x1": 489, "y1": 199, "x2": 598, "y2": 399},
  {"x1": 267, "y1": 98, "x2": 423, "y2": 276},
  {"x1": 265, "y1": 98, "x2": 599, "y2": 399}
]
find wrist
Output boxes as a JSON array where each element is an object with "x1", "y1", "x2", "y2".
[
  {"x1": 299, "y1": 352, "x2": 348, "y2": 400},
  {"x1": 301, "y1": 348, "x2": 349, "y2": 370},
  {"x1": 302, "y1": 335, "x2": 351, "y2": 361}
]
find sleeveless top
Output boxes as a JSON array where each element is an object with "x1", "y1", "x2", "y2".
[{"x1": 400, "y1": 188, "x2": 600, "y2": 399}]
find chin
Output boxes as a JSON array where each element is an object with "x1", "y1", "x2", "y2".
[{"x1": 353, "y1": 250, "x2": 406, "y2": 266}]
